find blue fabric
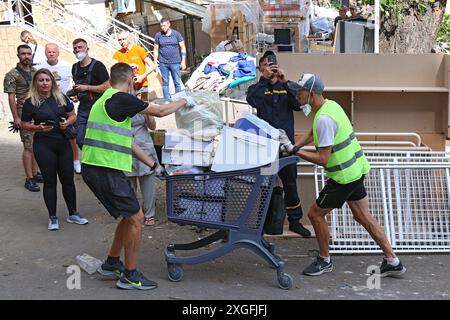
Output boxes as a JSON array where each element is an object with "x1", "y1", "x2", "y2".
[
  {"x1": 229, "y1": 53, "x2": 250, "y2": 62},
  {"x1": 203, "y1": 64, "x2": 218, "y2": 75},
  {"x1": 217, "y1": 64, "x2": 229, "y2": 77},
  {"x1": 233, "y1": 60, "x2": 256, "y2": 78},
  {"x1": 155, "y1": 30, "x2": 184, "y2": 64},
  {"x1": 160, "y1": 62, "x2": 182, "y2": 102}
]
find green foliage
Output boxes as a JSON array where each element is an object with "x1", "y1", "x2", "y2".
[
  {"x1": 379, "y1": 0, "x2": 436, "y2": 18},
  {"x1": 437, "y1": 13, "x2": 450, "y2": 43}
]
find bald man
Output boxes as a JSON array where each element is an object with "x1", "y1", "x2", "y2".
[
  {"x1": 36, "y1": 43, "x2": 81, "y2": 174},
  {"x1": 113, "y1": 31, "x2": 155, "y2": 93},
  {"x1": 36, "y1": 43, "x2": 73, "y2": 94}
]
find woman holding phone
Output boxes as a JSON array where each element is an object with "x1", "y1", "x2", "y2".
[{"x1": 21, "y1": 68, "x2": 88, "y2": 230}]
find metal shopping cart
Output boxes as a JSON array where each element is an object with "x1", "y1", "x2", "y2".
[{"x1": 163, "y1": 156, "x2": 300, "y2": 290}]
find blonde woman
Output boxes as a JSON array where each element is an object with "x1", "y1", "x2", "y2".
[{"x1": 21, "y1": 68, "x2": 88, "y2": 230}]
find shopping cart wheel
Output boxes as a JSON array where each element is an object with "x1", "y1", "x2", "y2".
[
  {"x1": 277, "y1": 273, "x2": 293, "y2": 290},
  {"x1": 167, "y1": 263, "x2": 183, "y2": 282}
]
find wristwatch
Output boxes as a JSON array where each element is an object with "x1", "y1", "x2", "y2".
[{"x1": 292, "y1": 146, "x2": 301, "y2": 153}]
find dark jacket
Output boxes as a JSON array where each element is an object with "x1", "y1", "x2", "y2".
[{"x1": 246, "y1": 77, "x2": 301, "y2": 143}]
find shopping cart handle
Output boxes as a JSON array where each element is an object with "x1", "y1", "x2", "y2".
[{"x1": 277, "y1": 155, "x2": 300, "y2": 170}]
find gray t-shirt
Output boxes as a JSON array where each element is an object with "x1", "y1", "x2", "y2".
[{"x1": 316, "y1": 115, "x2": 338, "y2": 148}]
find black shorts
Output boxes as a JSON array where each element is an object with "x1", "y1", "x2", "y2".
[
  {"x1": 81, "y1": 164, "x2": 140, "y2": 219},
  {"x1": 316, "y1": 175, "x2": 367, "y2": 209}
]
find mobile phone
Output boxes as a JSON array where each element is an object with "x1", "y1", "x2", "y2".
[
  {"x1": 266, "y1": 54, "x2": 277, "y2": 65},
  {"x1": 44, "y1": 119, "x2": 56, "y2": 126}
]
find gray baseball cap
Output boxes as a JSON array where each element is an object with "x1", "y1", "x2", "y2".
[{"x1": 295, "y1": 74, "x2": 325, "y2": 94}]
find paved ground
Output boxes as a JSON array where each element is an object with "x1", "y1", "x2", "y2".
[{"x1": 0, "y1": 120, "x2": 449, "y2": 300}]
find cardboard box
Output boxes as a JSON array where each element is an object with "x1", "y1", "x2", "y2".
[
  {"x1": 164, "y1": 130, "x2": 214, "y2": 152},
  {"x1": 162, "y1": 148, "x2": 213, "y2": 167},
  {"x1": 151, "y1": 130, "x2": 166, "y2": 146}
]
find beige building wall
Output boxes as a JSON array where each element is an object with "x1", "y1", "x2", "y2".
[{"x1": 0, "y1": 25, "x2": 119, "y2": 120}]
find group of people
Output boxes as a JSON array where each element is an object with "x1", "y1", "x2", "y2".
[
  {"x1": 3, "y1": 19, "x2": 187, "y2": 228},
  {"x1": 3, "y1": 23, "x2": 406, "y2": 291},
  {"x1": 3, "y1": 18, "x2": 193, "y2": 289}
]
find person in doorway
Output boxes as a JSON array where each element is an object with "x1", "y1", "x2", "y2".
[
  {"x1": 290, "y1": 73, "x2": 406, "y2": 277},
  {"x1": 153, "y1": 18, "x2": 187, "y2": 103},
  {"x1": 82, "y1": 62, "x2": 195, "y2": 290},
  {"x1": 36, "y1": 43, "x2": 81, "y2": 173},
  {"x1": 3, "y1": 44, "x2": 42, "y2": 192},
  {"x1": 21, "y1": 68, "x2": 88, "y2": 230},
  {"x1": 70, "y1": 38, "x2": 110, "y2": 149},
  {"x1": 246, "y1": 51, "x2": 311, "y2": 238}
]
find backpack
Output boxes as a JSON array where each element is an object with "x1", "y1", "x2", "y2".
[{"x1": 263, "y1": 186, "x2": 287, "y2": 235}]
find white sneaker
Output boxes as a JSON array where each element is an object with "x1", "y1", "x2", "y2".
[
  {"x1": 66, "y1": 212, "x2": 88, "y2": 225},
  {"x1": 48, "y1": 216, "x2": 59, "y2": 231},
  {"x1": 73, "y1": 160, "x2": 81, "y2": 174}
]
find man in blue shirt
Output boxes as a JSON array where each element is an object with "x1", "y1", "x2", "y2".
[
  {"x1": 153, "y1": 18, "x2": 187, "y2": 103},
  {"x1": 246, "y1": 51, "x2": 311, "y2": 238}
]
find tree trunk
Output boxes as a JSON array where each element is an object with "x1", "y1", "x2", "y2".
[{"x1": 380, "y1": 0, "x2": 447, "y2": 53}]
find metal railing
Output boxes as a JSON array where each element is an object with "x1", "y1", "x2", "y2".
[
  {"x1": 3, "y1": 0, "x2": 155, "y2": 56},
  {"x1": 312, "y1": 152, "x2": 450, "y2": 253}
]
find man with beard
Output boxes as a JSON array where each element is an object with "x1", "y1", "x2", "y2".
[{"x1": 3, "y1": 44, "x2": 42, "y2": 192}]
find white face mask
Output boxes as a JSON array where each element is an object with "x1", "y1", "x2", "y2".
[
  {"x1": 75, "y1": 51, "x2": 87, "y2": 62},
  {"x1": 300, "y1": 76, "x2": 316, "y2": 117},
  {"x1": 301, "y1": 103, "x2": 312, "y2": 117}
]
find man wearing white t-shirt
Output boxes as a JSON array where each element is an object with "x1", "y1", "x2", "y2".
[
  {"x1": 36, "y1": 43, "x2": 72, "y2": 94},
  {"x1": 36, "y1": 43, "x2": 81, "y2": 173}
]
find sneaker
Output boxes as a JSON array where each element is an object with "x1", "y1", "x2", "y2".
[
  {"x1": 48, "y1": 216, "x2": 59, "y2": 231},
  {"x1": 66, "y1": 212, "x2": 88, "y2": 225},
  {"x1": 289, "y1": 221, "x2": 311, "y2": 238},
  {"x1": 73, "y1": 160, "x2": 81, "y2": 174},
  {"x1": 380, "y1": 259, "x2": 406, "y2": 277},
  {"x1": 144, "y1": 216, "x2": 155, "y2": 226},
  {"x1": 33, "y1": 172, "x2": 44, "y2": 183},
  {"x1": 25, "y1": 178, "x2": 40, "y2": 192},
  {"x1": 97, "y1": 260, "x2": 124, "y2": 279},
  {"x1": 303, "y1": 256, "x2": 333, "y2": 276},
  {"x1": 116, "y1": 270, "x2": 158, "y2": 290}
]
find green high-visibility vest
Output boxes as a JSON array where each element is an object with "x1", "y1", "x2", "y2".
[
  {"x1": 313, "y1": 99, "x2": 370, "y2": 184},
  {"x1": 81, "y1": 88, "x2": 133, "y2": 172}
]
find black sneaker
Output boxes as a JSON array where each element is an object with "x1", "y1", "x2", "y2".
[
  {"x1": 380, "y1": 259, "x2": 406, "y2": 277},
  {"x1": 116, "y1": 270, "x2": 158, "y2": 290},
  {"x1": 24, "y1": 178, "x2": 40, "y2": 192},
  {"x1": 289, "y1": 221, "x2": 311, "y2": 238},
  {"x1": 97, "y1": 260, "x2": 124, "y2": 279},
  {"x1": 303, "y1": 256, "x2": 333, "y2": 276},
  {"x1": 33, "y1": 172, "x2": 44, "y2": 183}
]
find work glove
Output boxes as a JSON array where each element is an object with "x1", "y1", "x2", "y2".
[
  {"x1": 8, "y1": 121, "x2": 19, "y2": 133},
  {"x1": 280, "y1": 144, "x2": 292, "y2": 156},
  {"x1": 171, "y1": 90, "x2": 196, "y2": 108},
  {"x1": 280, "y1": 144, "x2": 301, "y2": 156},
  {"x1": 154, "y1": 164, "x2": 168, "y2": 178}
]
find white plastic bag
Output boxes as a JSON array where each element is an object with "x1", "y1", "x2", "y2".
[{"x1": 175, "y1": 91, "x2": 223, "y2": 141}]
